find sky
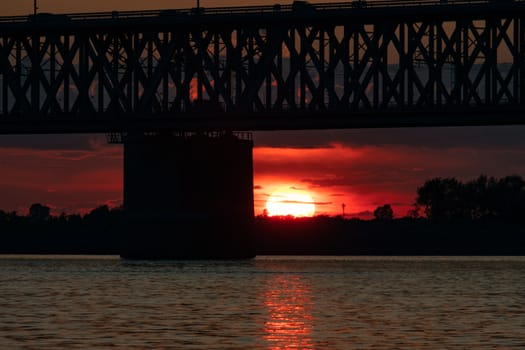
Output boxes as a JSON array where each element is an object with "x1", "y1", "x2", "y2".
[
  {"x1": 1, "y1": 1, "x2": 525, "y2": 219},
  {"x1": 2, "y1": 126, "x2": 525, "y2": 219},
  {"x1": 2, "y1": 0, "x2": 338, "y2": 16}
]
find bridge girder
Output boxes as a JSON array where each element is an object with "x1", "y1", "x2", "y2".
[{"x1": 0, "y1": 2, "x2": 525, "y2": 133}]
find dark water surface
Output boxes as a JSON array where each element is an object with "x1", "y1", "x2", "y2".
[{"x1": 1, "y1": 255, "x2": 525, "y2": 349}]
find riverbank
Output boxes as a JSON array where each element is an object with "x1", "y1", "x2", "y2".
[{"x1": 1, "y1": 217, "x2": 524, "y2": 256}]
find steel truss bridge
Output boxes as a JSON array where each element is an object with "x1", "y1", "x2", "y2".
[{"x1": 1, "y1": 0, "x2": 525, "y2": 133}]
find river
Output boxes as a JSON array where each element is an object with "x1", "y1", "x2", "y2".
[{"x1": 1, "y1": 255, "x2": 525, "y2": 349}]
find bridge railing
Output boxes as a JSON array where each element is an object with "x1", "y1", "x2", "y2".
[{"x1": 1, "y1": 0, "x2": 524, "y2": 24}]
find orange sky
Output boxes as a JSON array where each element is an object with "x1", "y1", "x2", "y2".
[{"x1": 1, "y1": 0, "x2": 340, "y2": 16}]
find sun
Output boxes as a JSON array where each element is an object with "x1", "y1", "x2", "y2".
[{"x1": 265, "y1": 188, "x2": 316, "y2": 217}]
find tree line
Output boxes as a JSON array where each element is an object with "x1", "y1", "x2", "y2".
[
  {"x1": 0, "y1": 204, "x2": 123, "y2": 226},
  {"x1": 1, "y1": 174, "x2": 525, "y2": 224},
  {"x1": 413, "y1": 175, "x2": 525, "y2": 221}
]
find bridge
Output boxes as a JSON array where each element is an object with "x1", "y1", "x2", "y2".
[
  {"x1": 2, "y1": 0, "x2": 525, "y2": 258},
  {"x1": 1, "y1": 0, "x2": 525, "y2": 134}
]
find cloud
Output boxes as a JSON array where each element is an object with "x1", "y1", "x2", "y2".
[
  {"x1": 2, "y1": 125, "x2": 525, "y2": 218},
  {"x1": 345, "y1": 210, "x2": 375, "y2": 220},
  {"x1": 2, "y1": 125, "x2": 523, "y2": 154},
  {"x1": 313, "y1": 201, "x2": 332, "y2": 206},
  {"x1": 0, "y1": 144, "x2": 122, "y2": 215},
  {"x1": 253, "y1": 125, "x2": 525, "y2": 150},
  {"x1": 253, "y1": 141, "x2": 525, "y2": 217},
  {"x1": 0, "y1": 134, "x2": 111, "y2": 151}
]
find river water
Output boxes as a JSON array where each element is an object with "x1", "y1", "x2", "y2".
[{"x1": 1, "y1": 255, "x2": 525, "y2": 349}]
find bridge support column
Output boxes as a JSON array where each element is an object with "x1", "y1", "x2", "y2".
[{"x1": 120, "y1": 131, "x2": 255, "y2": 259}]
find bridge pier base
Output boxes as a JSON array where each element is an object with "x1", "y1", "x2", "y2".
[{"x1": 120, "y1": 131, "x2": 255, "y2": 259}]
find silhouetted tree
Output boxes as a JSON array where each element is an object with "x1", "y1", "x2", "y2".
[
  {"x1": 29, "y1": 203, "x2": 50, "y2": 222},
  {"x1": 0, "y1": 209, "x2": 7, "y2": 223},
  {"x1": 462, "y1": 175, "x2": 491, "y2": 219},
  {"x1": 6, "y1": 211, "x2": 19, "y2": 223},
  {"x1": 416, "y1": 175, "x2": 525, "y2": 221},
  {"x1": 83, "y1": 205, "x2": 123, "y2": 225},
  {"x1": 67, "y1": 214, "x2": 83, "y2": 226},
  {"x1": 493, "y1": 175, "x2": 525, "y2": 220},
  {"x1": 416, "y1": 177, "x2": 464, "y2": 220},
  {"x1": 84, "y1": 205, "x2": 111, "y2": 224},
  {"x1": 406, "y1": 205, "x2": 421, "y2": 219},
  {"x1": 374, "y1": 204, "x2": 394, "y2": 220}
]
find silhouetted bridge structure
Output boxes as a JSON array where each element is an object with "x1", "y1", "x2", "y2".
[
  {"x1": 1, "y1": 0, "x2": 525, "y2": 134},
  {"x1": 2, "y1": 1, "x2": 525, "y2": 258}
]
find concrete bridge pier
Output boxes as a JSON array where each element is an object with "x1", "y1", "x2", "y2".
[{"x1": 119, "y1": 131, "x2": 255, "y2": 259}]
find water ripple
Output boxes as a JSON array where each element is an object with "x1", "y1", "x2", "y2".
[{"x1": 1, "y1": 256, "x2": 525, "y2": 349}]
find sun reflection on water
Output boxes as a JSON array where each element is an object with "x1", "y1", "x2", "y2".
[{"x1": 262, "y1": 275, "x2": 315, "y2": 349}]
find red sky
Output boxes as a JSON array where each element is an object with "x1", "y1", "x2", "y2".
[
  {"x1": 2, "y1": 126, "x2": 525, "y2": 219},
  {"x1": 253, "y1": 127, "x2": 525, "y2": 218},
  {"x1": 1, "y1": 1, "x2": 525, "y2": 219}
]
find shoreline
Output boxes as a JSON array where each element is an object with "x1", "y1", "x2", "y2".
[{"x1": 1, "y1": 217, "x2": 524, "y2": 257}]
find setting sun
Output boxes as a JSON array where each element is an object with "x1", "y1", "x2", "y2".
[{"x1": 265, "y1": 188, "x2": 316, "y2": 217}]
